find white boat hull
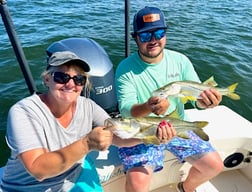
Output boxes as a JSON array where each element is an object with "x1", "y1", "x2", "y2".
[
  {"x1": 1, "y1": 105, "x2": 252, "y2": 191},
  {"x1": 101, "y1": 105, "x2": 252, "y2": 192}
]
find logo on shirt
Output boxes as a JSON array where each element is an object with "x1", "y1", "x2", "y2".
[{"x1": 168, "y1": 73, "x2": 180, "y2": 79}]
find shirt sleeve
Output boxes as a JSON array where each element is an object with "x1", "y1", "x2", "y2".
[
  {"x1": 115, "y1": 53, "x2": 145, "y2": 118},
  {"x1": 89, "y1": 99, "x2": 110, "y2": 127},
  {"x1": 6, "y1": 103, "x2": 47, "y2": 155},
  {"x1": 115, "y1": 69, "x2": 137, "y2": 118}
]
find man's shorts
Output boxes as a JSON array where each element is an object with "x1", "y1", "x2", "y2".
[{"x1": 118, "y1": 131, "x2": 215, "y2": 172}]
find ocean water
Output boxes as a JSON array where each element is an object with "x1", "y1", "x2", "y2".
[{"x1": 0, "y1": 0, "x2": 251, "y2": 166}]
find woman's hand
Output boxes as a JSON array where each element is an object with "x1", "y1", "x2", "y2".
[
  {"x1": 156, "y1": 120, "x2": 176, "y2": 143},
  {"x1": 86, "y1": 127, "x2": 113, "y2": 151}
]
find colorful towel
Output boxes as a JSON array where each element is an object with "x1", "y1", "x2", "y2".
[{"x1": 69, "y1": 155, "x2": 103, "y2": 192}]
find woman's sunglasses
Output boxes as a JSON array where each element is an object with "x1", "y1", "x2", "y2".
[
  {"x1": 138, "y1": 29, "x2": 166, "y2": 43},
  {"x1": 51, "y1": 72, "x2": 86, "y2": 86}
]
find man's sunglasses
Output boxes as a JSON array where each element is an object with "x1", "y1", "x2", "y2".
[
  {"x1": 51, "y1": 71, "x2": 86, "y2": 86},
  {"x1": 138, "y1": 29, "x2": 166, "y2": 43}
]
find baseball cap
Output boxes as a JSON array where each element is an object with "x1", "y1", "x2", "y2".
[
  {"x1": 133, "y1": 6, "x2": 167, "y2": 33},
  {"x1": 47, "y1": 51, "x2": 90, "y2": 72}
]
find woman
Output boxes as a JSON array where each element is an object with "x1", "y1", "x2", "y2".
[{"x1": 0, "y1": 51, "x2": 139, "y2": 192}]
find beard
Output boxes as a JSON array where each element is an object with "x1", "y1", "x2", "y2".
[
  {"x1": 142, "y1": 49, "x2": 163, "y2": 58},
  {"x1": 139, "y1": 47, "x2": 164, "y2": 60},
  {"x1": 136, "y1": 37, "x2": 166, "y2": 62}
]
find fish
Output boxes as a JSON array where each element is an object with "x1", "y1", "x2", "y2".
[
  {"x1": 104, "y1": 110, "x2": 209, "y2": 145},
  {"x1": 152, "y1": 76, "x2": 240, "y2": 103}
]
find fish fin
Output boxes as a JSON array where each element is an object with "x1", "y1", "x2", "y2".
[
  {"x1": 180, "y1": 96, "x2": 197, "y2": 104},
  {"x1": 192, "y1": 129, "x2": 209, "y2": 141},
  {"x1": 203, "y1": 76, "x2": 218, "y2": 87},
  {"x1": 194, "y1": 121, "x2": 209, "y2": 129},
  {"x1": 142, "y1": 136, "x2": 160, "y2": 145},
  {"x1": 138, "y1": 124, "x2": 156, "y2": 134},
  {"x1": 226, "y1": 83, "x2": 240, "y2": 100},
  {"x1": 180, "y1": 97, "x2": 189, "y2": 104},
  {"x1": 166, "y1": 107, "x2": 180, "y2": 119},
  {"x1": 177, "y1": 132, "x2": 190, "y2": 139}
]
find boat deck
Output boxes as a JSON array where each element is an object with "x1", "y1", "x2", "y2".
[
  {"x1": 102, "y1": 158, "x2": 252, "y2": 192},
  {"x1": 102, "y1": 105, "x2": 252, "y2": 192},
  {"x1": 152, "y1": 169, "x2": 252, "y2": 192},
  {"x1": 1, "y1": 106, "x2": 252, "y2": 191}
]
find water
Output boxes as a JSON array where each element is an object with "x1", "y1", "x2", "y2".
[{"x1": 0, "y1": 0, "x2": 251, "y2": 166}]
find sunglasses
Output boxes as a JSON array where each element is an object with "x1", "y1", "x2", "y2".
[
  {"x1": 138, "y1": 29, "x2": 166, "y2": 43},
  {"x1": 51, "y1": 71, "x2": 86, "y2": 86}
]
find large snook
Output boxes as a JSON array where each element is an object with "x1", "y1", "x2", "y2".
[
  {"x1": 152, "y1": 76, "x2": 240, "y2": 103},
  {"x1": 104, "y1": 116, "x2": 209, "y2": 145}
]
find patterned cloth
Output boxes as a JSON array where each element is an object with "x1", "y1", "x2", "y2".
[
  {"x1": 118, "y1": 131, "x2": 215, "y2": 172},
  {"x1": 166, "y1": 130, "x2": 214, "y2": 162},
  {"x1": 119, "y1": 143, "x2": 166, "y2": 172}
]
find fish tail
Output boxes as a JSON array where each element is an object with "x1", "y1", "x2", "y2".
[
  {"x1": 177, "y1": 130, "x2": 209, "y2": 141},
  {"x1": 195, "y1": 121, "x2": 209, "y2": 128},
  {"x1": 193, "y1": 129, "x2": 209, "y2": 141},
  {"x1": 227, "y1": 83, "x2": 240, "y2": 100}
]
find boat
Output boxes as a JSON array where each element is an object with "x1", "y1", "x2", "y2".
[
  {"x1": 1, "y1": 104, "x2": 251, "y2": 192},
  {"x1": 99, "y1": 105, "x2": 252, "y2": 192},
  {"x1": 1, "y1": 1, "x2": 252, "y2": 192}
]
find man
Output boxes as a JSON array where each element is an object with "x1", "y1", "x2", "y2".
[{"x1": 115, "y1": 6, "x2": 224, "y2": 192}]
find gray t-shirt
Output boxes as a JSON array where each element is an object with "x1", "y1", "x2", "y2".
[{"x1": 1, "y1": 94, "x2": 109, "y2": 192}]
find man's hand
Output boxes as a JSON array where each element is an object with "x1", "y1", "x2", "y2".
[
  {"x1": 196, "y1": 89, "x2": 222, "y2": 109},
  {"x1": 147, "y1": 96, "x2": 169, "y2": 115}
]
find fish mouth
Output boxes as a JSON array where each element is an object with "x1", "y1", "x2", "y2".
[{"x1": 104, "y1": 119, "x2": 116, "y2": 130}]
